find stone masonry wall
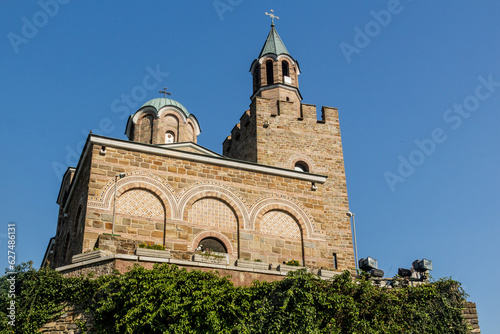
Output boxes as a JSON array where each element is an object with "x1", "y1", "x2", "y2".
[
  {"x1": 223, "y1": 108, "x2": 258, "y2": 162},
  {"x1": 464, "y1": 302, "x2": 480, "y2": 333},
  {"x1": 253, "y1": 96, "x2": 354, "y2": 270},
  {"x1": 52, "y1": 155, "x2": 91, "y2": 268},
  {"x1": 38, "y1": 305, "x2": 96, "y2": 334},
  {"x1": 78, "y1": 142, "x2": 339, "y2": 271},
  {"x1": 223, "y1": 95, "x2": 353, "y2": 270}
]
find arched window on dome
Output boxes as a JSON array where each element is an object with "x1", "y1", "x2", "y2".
[
  {"x1": 294, "y1": 161, "x2": 309, "y2": 172},
  {"x1": 266, "y1": 60, "x2": 274, "y2": 85},
  {"x1": 165, "y1": 131, "x2": 175, "y2": 144}
]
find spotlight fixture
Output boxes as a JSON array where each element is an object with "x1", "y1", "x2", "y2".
[
  {"x1": 398, "y1": 268, "x2": 412, "y2": 278},
  {"x1": 412, "y1": 259, "x2": 433, "y2": 272},
  {"x1": 371, "y1": 268, "x2": 384, "y2": 277},
  {"x1": 359, "y1": 257, "x2": 378, "y2": 272},
  {"x1": 359, "y1": 257, "x2": 385, "y2": 277}
]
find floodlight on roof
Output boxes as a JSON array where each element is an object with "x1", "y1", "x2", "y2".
[
  {"x1": 359, "y1": 257, "x2": 378, "y2": 272},
  {"x1": 370, "y1": 268, "x2": 384, "y2": 277},
  {"x1": 398, "y1": 268, "x2": 412, "y2": 278},
  {"x1": 412, "y1": 259, "x2": 433, "y2": 272}
]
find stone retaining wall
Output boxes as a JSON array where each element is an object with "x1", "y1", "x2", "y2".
[
  {"x1": 39, "y1": 305, "x2": 95, "y2": 334},
  {"x1": 464, "y1": 302, "x2": 480, "y2": 333}
]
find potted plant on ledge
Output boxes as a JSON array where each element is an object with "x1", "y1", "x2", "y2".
[
  {"x1": 135, "y1": 242, "x2": 171, "y2": 259},
  {"x1": 235, "y1": 258, "x2": 270, "y2": 270},
  {"x1": 277, "y1": 259, "x2": 303, "y2": 272},
  {"x1": 192, "y1": 248, "x2": 228, "y2": 265}
]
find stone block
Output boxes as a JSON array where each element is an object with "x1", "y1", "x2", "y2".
[
  {"x1": 72, "y1": 250, "x2": 105, "y2": 263},
  {"x1": 136, "y1": 248, "x2": 171, "y2": 259},
  {"x1": 174, "y1": 243, "x2": 187, "y2": 251},
  {"x1": 318, "y1": 269, "x2": 340, "y2": 278},
  {"x1": 240, "y1": 232, "x2": 254, "y2": 241},
  {"x1": 114, "y1": 225, "x2": 127, "y2": 233},
  {"x1": 127, "y1": 227, "x2": 138, "y2": 234},
  {"x1": 151, "y1": 231, "x2": 164, "y2": 238},
  {"x1": 101, "y1": 214, "x2": 113, "y2": 222},
  {"x1": 235, "y1": 259, "x2": 270, "y2": 270},
  {"x1": 138, "y1": 229, "x2": 151, "y2": 236}
]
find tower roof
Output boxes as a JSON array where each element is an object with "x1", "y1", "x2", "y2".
[
  {"x1": 258, "y1": 25, "x2": 290, "y2": 58},
  {"x1": 140, "y1": 98, "x2": 190, "y2": 118}
]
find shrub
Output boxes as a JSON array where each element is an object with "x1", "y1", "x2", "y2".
[{"x1": 0, "y1": 263, "x2": 471, "y2": 333}]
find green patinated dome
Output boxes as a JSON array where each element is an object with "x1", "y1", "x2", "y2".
[{"x1": 140, "y1": 98, "x2": 190, "y2": 118}]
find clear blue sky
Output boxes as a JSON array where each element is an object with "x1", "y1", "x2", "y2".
[{"x1": 1, "y1": 1, "x2": 499, "y2": 331}]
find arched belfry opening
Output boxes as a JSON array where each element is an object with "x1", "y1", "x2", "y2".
[
  {"x1": 282, "y1": 60, "x2": 289, "y2": 81},
  {"x1": 266, "y1": 60, "x2": 274, "y2": 85}
]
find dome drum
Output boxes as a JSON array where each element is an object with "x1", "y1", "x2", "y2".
[{"x1": 125, "y1": 98, "x2": 201, "y2": 145}]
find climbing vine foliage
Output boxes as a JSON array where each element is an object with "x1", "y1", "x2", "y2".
[{"x1": 0, "y1": 263, "x2": 470, "y2": 333}]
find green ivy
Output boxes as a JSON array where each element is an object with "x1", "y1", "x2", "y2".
[
  {"x1": 0, "y1": 262, "x2": 97, "y2": 334},
  {"x1": 0, "y1": 263, "x2": 471, "y2": 333}
]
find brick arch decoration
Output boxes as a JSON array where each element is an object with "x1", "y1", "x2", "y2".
[
  {"x1": 157, "y1": 106, "x2": 188, "y2": 123},
  {"x1": 88, "y1": 172, "x2": 177, "y2": 219},
  {"x1": 177, "y1": 181, "x2": 249, "y2": 228},
  {"x1": 187, "y1": 197, "x2": 238, "y2": 232},
  {"x1": 249, "y1": 196, "x2": 325, "y2": 240},
  {"x1": 132, "y1": 107, "x2": 158, "y2": 123},
  {"x1": 116, "y1": 188, "x2": 165, "y2": 220},
  {"x1": 190, "y1": 231, "x2": 235, "y2": 256},
  {"x1": 258, "y1": 210, "x2": 302, "y2": 240},
  {"x1": 161, "y1": 114, "x2": 180, "y2": 142},
  {"x1": 287, "y1": 154, "x2": 318, "y2": 173},
  {"x1": 162, "y1": 113, "x2": 180, "y2": 124}
]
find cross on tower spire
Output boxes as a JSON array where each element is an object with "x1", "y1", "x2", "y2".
[
  {"x1": 265, "y1": 9, "x2": 279, "y2": 26},
  {"x1": 159, "y1": 87, "x2": 171, "y2": 98}
]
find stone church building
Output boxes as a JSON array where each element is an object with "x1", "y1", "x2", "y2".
[{"x1": 42, "y1": 21, "x2": 355, "y2": 282}]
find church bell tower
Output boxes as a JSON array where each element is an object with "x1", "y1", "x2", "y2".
[
  {"x1": 222, "y1": 10, "x2": 354, "y2": 271},
  {"x1": 249, "y1": 15, "x2": 302, "y2": 117}
]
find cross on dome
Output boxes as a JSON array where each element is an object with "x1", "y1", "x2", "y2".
[{"x1": 159, "y1": 87, "x2": 171, "y2": 98}]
